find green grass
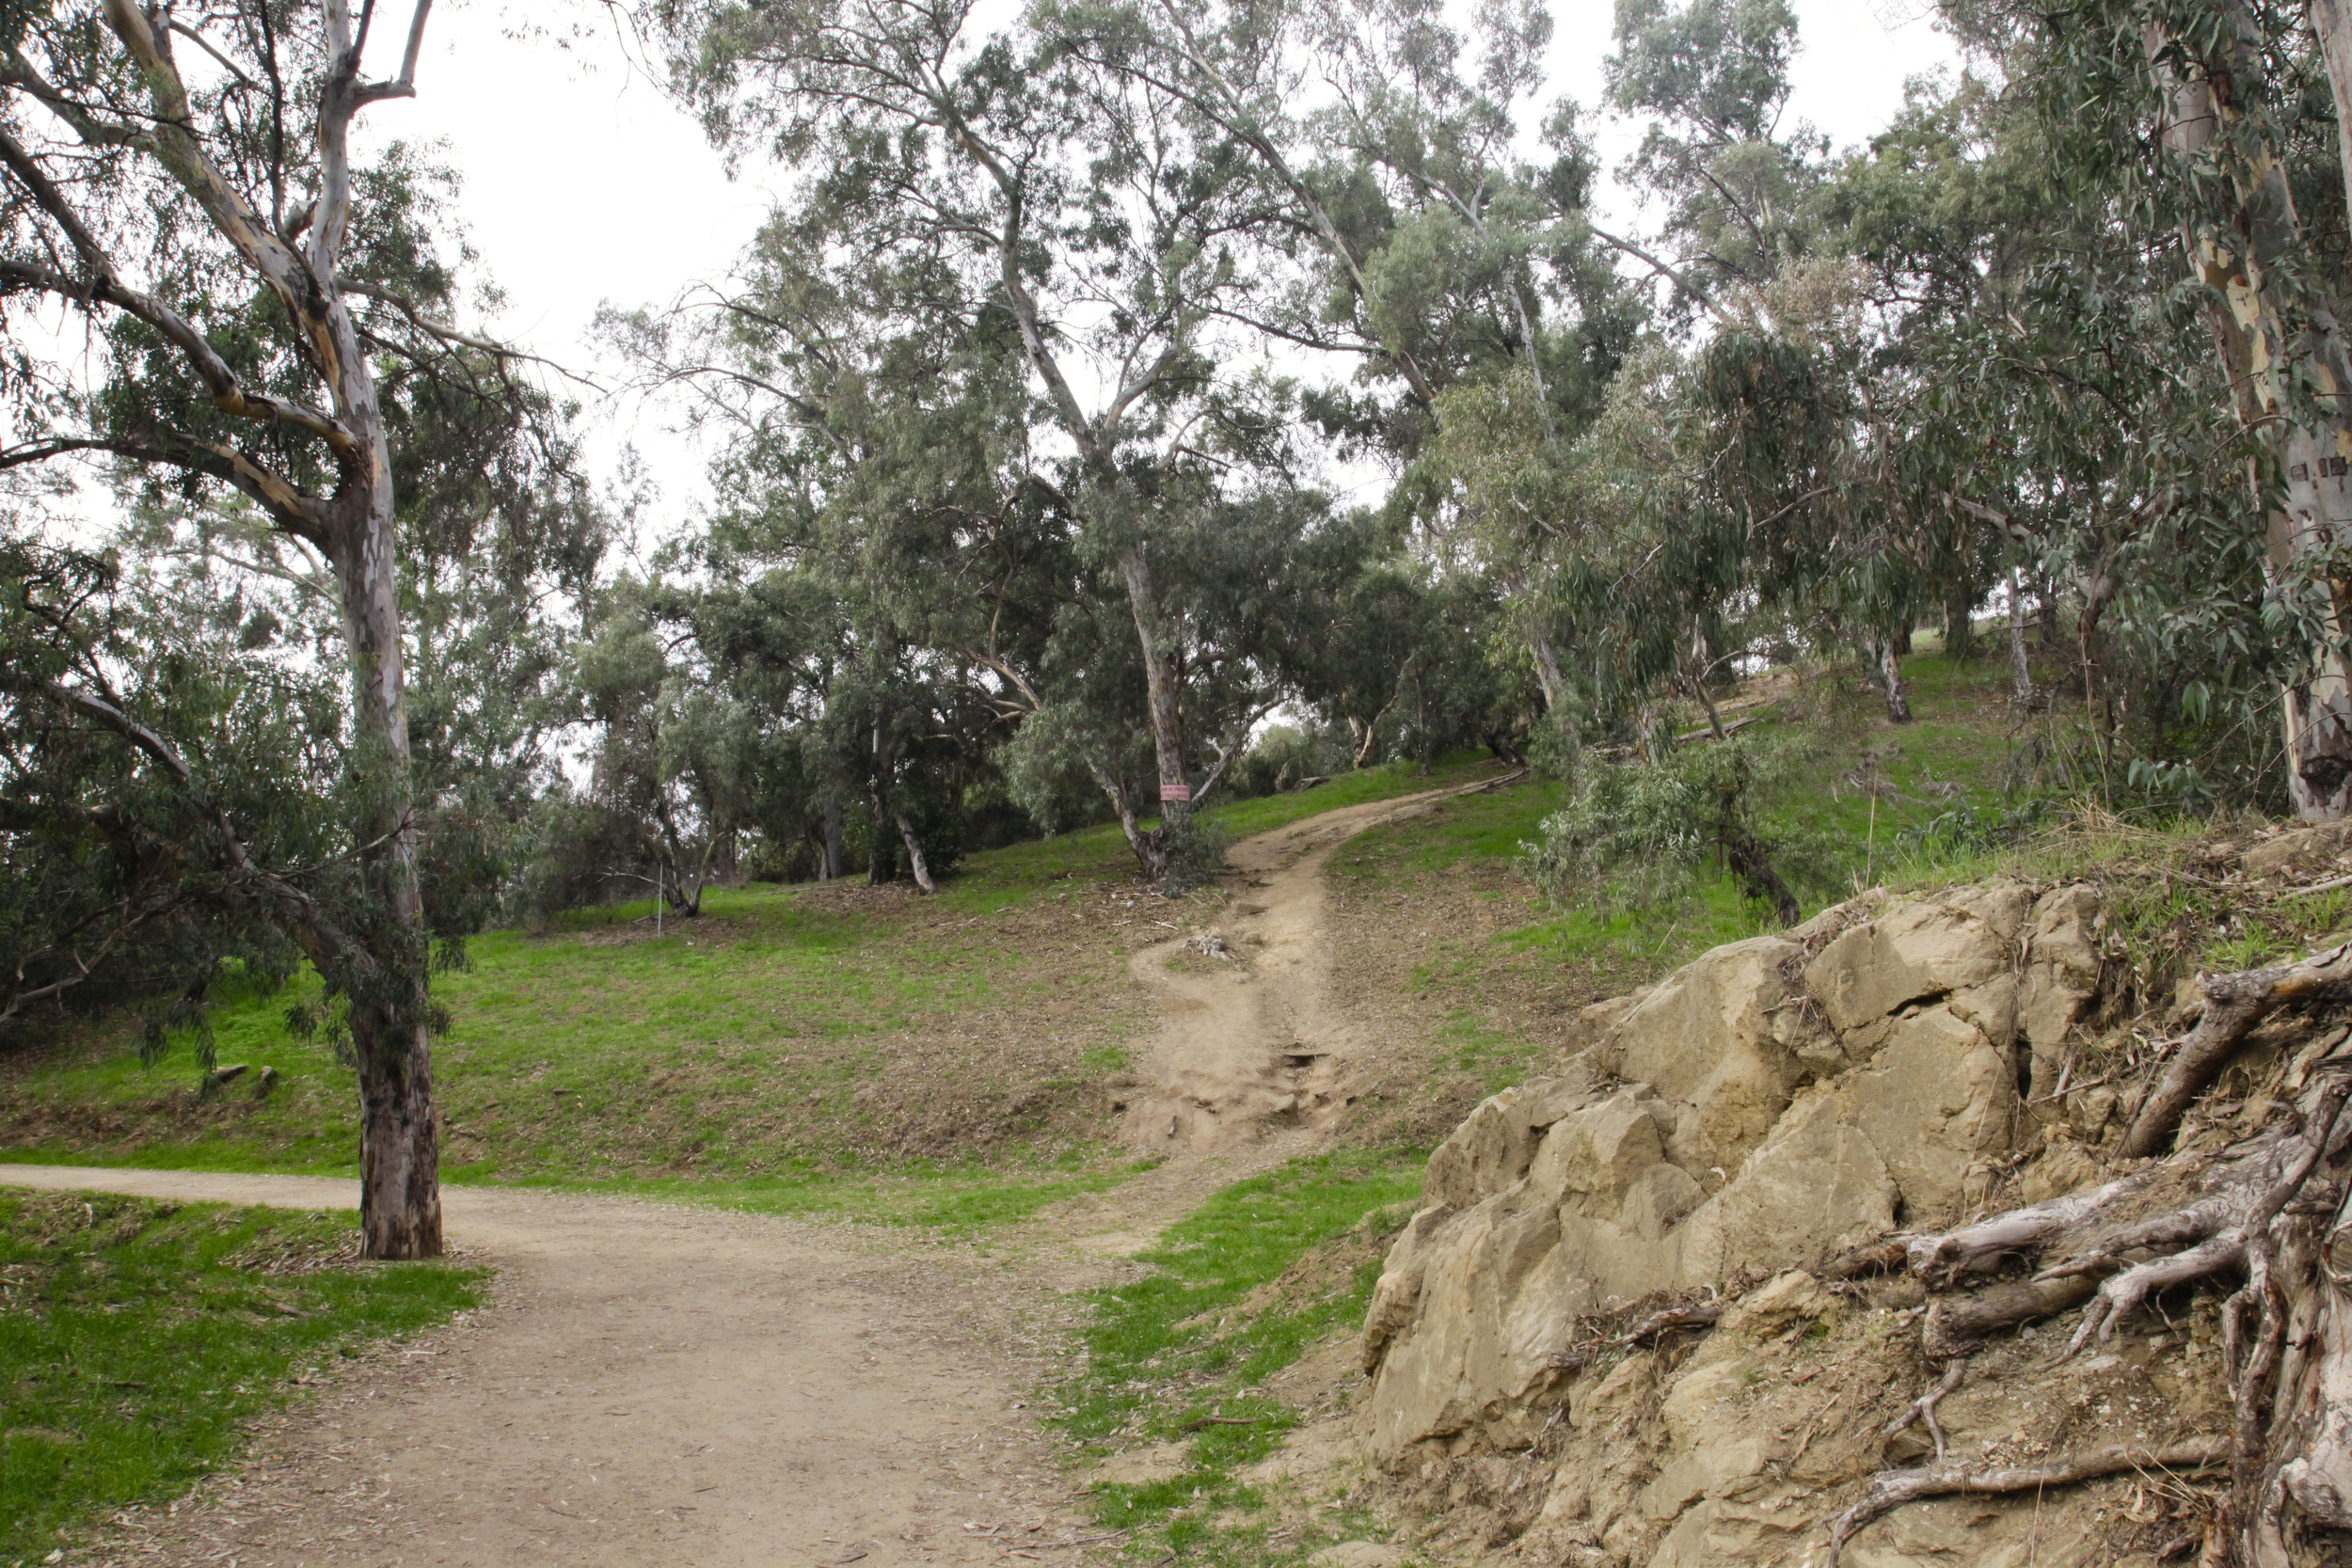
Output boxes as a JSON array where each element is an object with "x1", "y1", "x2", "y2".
[
  {"x1": 0, "y1": 752, "x2": 1506, "y2": 1197},
  {"x1": 0, "y1": 877, "x2": 1148, "y2": 1189},
  {"x1": 1057, "y1": 1148, "x2": 1424, "y2": 1562},
  {"x1": 0, "y1": 1189, "x2": 482, "y2": 1563}
]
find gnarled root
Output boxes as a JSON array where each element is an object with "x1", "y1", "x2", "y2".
[
  {"x1": 1854, "y1": 1061, "x2": 2352, "y2": 1563},
  {"x1": 2121, "y1": 942, "x2": 2352, "y2": 1158},
  {"x1": 1824, "y1": 1439, "x2": 2232, "y2": 1567},
  {"x1": 1882, "y1": 1357, "x2": 1967, "y2": 1459}
]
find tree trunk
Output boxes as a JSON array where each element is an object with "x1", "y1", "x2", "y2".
[
  {"x1": 822, "y1": 800, "x2": 844, "y2": 880},
  {"x1": 1724, "y1": 832, "x2": 1801, "y2": 926},
  {"x1": 1879, "y1": 639, "x2": 1915, "y2": 723},
  {"x1": 1116, "y1": 545, "x2": 1188, "y2": 879},
  {"x1": 1527, "y1": 617, "x2": 1568, "y2": 714},
  {"x1": 894, "y1": 811, "x2": 935, "y2": 894},
  {"x1": 2153, "y1": 8, "x2": 2352, "y2": 818},
  {"x1": 866, "y1": 802, "x2": 895, "y2": 885},
  {"x1": 330, "y1": 391, "x2": 441, "y2": 1263},
  {"x1": 2010, "y1": 568, "x2": 2036, "y2": 705},
  {"x1": 1944, "y1": 587, "x2": 1979, "y2": 661}
]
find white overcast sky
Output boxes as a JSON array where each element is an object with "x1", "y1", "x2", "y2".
[{"x1": 350, "y1": 0, "x2": 1963, "y2": 544}]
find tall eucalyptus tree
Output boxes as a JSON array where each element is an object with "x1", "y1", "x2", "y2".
[
  {"x1": 642, "y1": 0, "x2": 1329, "y2": 878},
  {"x1": 1, "y1": 1, "x2": 563, "y2": 1256}
]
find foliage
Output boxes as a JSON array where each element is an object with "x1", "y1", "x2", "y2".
[{"x1": 1520, "y1": 735, "x2": 1840, "y2": 923}]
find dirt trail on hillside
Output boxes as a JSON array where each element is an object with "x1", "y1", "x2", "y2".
[
  {"x1": 0, "y1": 1167, "x2": 1083, "y2": 1568},
  {"x1": 0, "y1": 779, "x2": 1515, "y2": 1563},
  {"x1": 1112, "y1": 774, "x2": 1520, "y2": 1164}
]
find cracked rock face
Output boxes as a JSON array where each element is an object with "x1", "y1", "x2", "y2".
[{"x1": 1353, "y1": 882, "x2": 2157, "y2": 1568}]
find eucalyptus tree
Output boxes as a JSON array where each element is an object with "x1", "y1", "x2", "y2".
[
  {"x1": 1, "y1": 1, "x2": 564, "y2": 1256},
  {"x1": 644, "y1": 0, "x2": 1324, "y2": 880},
  {"x1": 1989, "y1": 0, "x2": 2352, "y2": 816},
  {"x1": 1131, "y1": 0, "x2": 1648, "y2": 721},
  {"x1": 0, "y1": 529, "x2": 338, "y2": 1045},
  {"x1": 1602, "y1": 0, "x2": 1825, "y2": 301}
]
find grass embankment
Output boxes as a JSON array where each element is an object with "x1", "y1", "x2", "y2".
[
  {"x1": 1054, "y1": 1148, "x2": 1424, "y2": 1566},
  {"x1": 0, "y1": 1190, "x2": 481, "y2": 1565}
]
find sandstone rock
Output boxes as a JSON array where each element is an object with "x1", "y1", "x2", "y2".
[
  {"x1": 1843, "y1": 1003, "x2": 2020, "y2": 1223},
  {"x1": 2020, "y1": 884, "x2": 2103, "y2": 1102},
  {"x1": 1802, "y1": 883, "x2": 2029, "y2": 1036},
  {"x1": 1593, "y1": 936, "x2": 1814, "y2": 1179},
  {"x1": 2240, "y1": 819, "x2": 2352, "y2": 876},
  {"x1": 1667, "y1": 1089, "x2": 1897, "y2": 1285},
  {"x1": 1347, "y1": 879, "x2": 2232, "y2": 1568},
  {"x1": 1715, "y1": 1269, "x2": 1836, "y2": 1339}
]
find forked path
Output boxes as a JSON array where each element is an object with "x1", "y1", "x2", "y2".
[
  {"x1": 0, "y1": 1169, "x2": 1083, "y2": 1567},
  {"x1": 0, "y1": 775, "x2": 1516, "y2": 1565}
]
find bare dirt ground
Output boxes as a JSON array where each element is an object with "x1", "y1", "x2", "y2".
[
  {"x1": 0, "y1": 787, "x2": 1487, "y2": 1567},
  {"x1": 0, "y1": 1167, "x2": 1089, "y2": 1568},
  {"x1": 1114, "y1": 779, "x2": 1522, "y2": 1164}
]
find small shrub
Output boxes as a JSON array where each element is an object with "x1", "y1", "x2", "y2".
[{"x1": 1518, "y1": 735, "x2": 1837, "y2": 925}]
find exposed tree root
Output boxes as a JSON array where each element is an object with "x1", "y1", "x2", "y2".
[
  {"x1": 1882, "y1": 1357, "x2": 1967, "y2": 1459},
  {"x1": 1824, "y1": 1438, "x2": 2233, "y2": 1567},
  {"x1": 1546, "y1": 1299, "x2": 1721, "y2": 1371},
  {"x1": 2120, "y1": 942, "x2": 2352, "y2": 1158},
  {"x1": 1859, "y1": 1037, "x2": 2352, "y2": 1562}
]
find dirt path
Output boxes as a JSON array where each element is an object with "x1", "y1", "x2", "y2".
[
  {"x1": 0, "y1": 781, "x2": 1507, "y2": 1564},
  {"x1": 0, "y1": 1167, "x2": 1083, "y2": 1568},
  {"x1": 1112, "y1": 775, "x2": 1519, "y2": 1163}
]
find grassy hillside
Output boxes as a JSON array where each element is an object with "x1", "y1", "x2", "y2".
[
  {"x1": 0, "y1": 754, "x2": 1506, "y2": 1196},
  {"x1": 0, "y1": 643, "x2": 2213, "y2": 1201}
]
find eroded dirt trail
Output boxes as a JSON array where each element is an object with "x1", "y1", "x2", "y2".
[
  {"x1": 1114, "y1": 777, "x2": 1518, "y2": 1163},
  {"x1": 0, "y1": 1167, "x2": 1082, "y2": 1568}
]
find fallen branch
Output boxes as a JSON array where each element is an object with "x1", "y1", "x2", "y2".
[
  {"x1": 2120, "y1": 943, "x2": 2352, "y2": 1158},
  {"x1": 1674, "y1": 714, "x2": 1766, "y2": 745},
  {"x1": 1178, "y1": 1415, "x2": 1263, "y2": 1431},
  {"x1": 1825, "y1": 1438, "x2": 2232, "y2": 1566}
]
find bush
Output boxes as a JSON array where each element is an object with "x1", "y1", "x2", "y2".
[
  {"x1": 1518, "y1": 735, "x2": 1838, "y2": 925},
  {"x1": 1232, "y1": 721, "x2": 1354, "y2": 799}
]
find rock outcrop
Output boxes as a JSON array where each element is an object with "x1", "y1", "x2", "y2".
[{"x1": 1351, "y1": 881, "x2": 2231, "y2": 1567}]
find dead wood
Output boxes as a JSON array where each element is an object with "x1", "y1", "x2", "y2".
[
  {"x1": 1923, "y1": 1276, "x2": 2097, "y2": 1358},
  {"x1": 1547, "y1": 1299, "x2": 1721, "y2": 1370},
  {"x1": 1626, "y1": 1301, "x2": 1723, "y2": 1343},
  {"x1": 2121, "y1": 943, "x2": 2352, "y2": 1158},
  {"x1": 1824, "y1": 1437, "x2": 2233, "y2": 1566}
]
